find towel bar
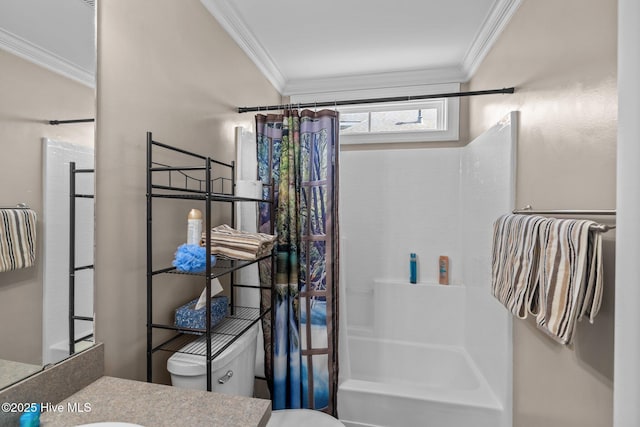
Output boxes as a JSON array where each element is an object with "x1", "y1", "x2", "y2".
[
  {"x1": 512, "y1": 205, "x2": 616, "y2": 232},
  {"x1": 0, "y1": 203, "x2": 30, "y2": 209}
]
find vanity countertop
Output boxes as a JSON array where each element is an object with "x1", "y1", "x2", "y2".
[{"x1": 39, "y1": 376, "x2": 271, "y2": 427}]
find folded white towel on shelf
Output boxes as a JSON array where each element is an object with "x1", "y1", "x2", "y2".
[{"x1": 0, "y1": 209, "x2": 37, "y2": 272}]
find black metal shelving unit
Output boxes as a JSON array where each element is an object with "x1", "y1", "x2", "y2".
[
  {"x1": 69, "y1": 161, "x2": 95, "y2": 356},
  {"x1": 146, "y1": 132, "x2": 274, "y2": 392}
]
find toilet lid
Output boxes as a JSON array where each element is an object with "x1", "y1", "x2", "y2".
[{"x1": 266, "y1": 409, "x2": 344, "y2": 427}]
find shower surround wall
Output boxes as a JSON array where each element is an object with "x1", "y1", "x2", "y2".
[
  {"x1": 43, "y1": 139, "x2": 95, "y2": 365},
  {"x1": 340, "y1": 147, "x2": 462, "y2": 330},
  {"x1": 339, "y1": 113, "x2": 515, "y2": 427}
]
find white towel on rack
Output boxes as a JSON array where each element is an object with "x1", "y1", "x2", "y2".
[{"x1": 0, "y1": 209, "x2": 37, "y2": 272}]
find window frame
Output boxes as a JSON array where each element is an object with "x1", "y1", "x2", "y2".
[
  {"x1": 337, "y1": 99, "x2": 453, "y2": 144},
  {"x1": 290, "y1": 83, "x2": 460, "y2": 144}
]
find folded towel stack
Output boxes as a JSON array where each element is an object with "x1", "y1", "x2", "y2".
[
  {"x1": 200, "y1": 224, "x2": 276, "y2": 260},
  {"x1": 491, "y1": 214, "x2": 604, "y2": 345},
  {"x1": 0, "y1": 209, "x2": 37, "y2": 273}
]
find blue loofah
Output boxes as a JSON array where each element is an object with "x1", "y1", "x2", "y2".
[{"x1": 172, "y1": 244, "x2": 216, "y2": 273}]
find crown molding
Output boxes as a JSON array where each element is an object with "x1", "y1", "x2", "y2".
[
  {"x1": 201, "y1": 0, "x2": 520, "y2": 95},
  {"x1": 283, "y1": 66, "x2": 467, "y2": 96},
  {"x1": 199, "y1": 0, "x2": 286, "y2": 92},
  {"x1": 462, "y1": 0, "x2": 523, "y2": 80},
  {"x1": 289, "y1": 82, "x2": 460, "y2": 106},
  {"x1": 0, "y1": 27, "x2": 94, "y2": 88}
]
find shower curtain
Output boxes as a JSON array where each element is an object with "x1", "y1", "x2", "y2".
[{"x1": 256, "y1": 109, "x2": 340, "y2": 416}]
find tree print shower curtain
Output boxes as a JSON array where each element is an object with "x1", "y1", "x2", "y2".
[{"x1": 256, "y1": 109, "x2": 340, "y2": 416}]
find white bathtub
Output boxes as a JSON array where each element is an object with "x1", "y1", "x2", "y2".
[{"x1": 338, "y1": 335, "x2": 503, "y2": 427}]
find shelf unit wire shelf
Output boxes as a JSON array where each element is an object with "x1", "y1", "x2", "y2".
[
  {"x1": 149, "y1": 160, "x2": 273, "y2": 204},
  {"x1": 146, "y1": 133, "x2": 276, "y2": 390},
  {"x1": 154, "y1": 253, "x2": 273, "y2": 279},
  {"x1": 153, "y1": 306, "x2": 268, "y2": 359}
]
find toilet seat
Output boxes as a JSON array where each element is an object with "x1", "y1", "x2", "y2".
[{"x1": 266, "y1": 409, "x2": 344, "y2": 427}]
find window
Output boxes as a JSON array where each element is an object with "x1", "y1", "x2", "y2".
[
  {"x1": 339, "y1": 100, "x2": 445, "y2": 134},
  {"x1": 290, "y1": 83, "x2": 460, "y2": 144}
]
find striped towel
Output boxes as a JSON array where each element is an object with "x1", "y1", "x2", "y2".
[
  {"x1": 201, "y1": 224, "x2": 276, "y2": 260},
  {"x1": 531, "y1": 218, "x2": 603, "y2": 345},
  {"x1": 580, "y1": 228, "x2": 604, "y2": 322},
  {"x1": 491, "y1": 214, "x2": 547, "y2": 318},
  {"x1": 0, "y1": 209, "x2": 37, "y2": 272}
]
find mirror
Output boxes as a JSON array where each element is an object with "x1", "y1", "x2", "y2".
[{"x1": 0, "y1": 0, "x2": 96, "y2": 389}]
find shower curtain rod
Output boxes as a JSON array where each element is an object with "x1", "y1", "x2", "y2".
[
  {"x1": 237, "y1": 87, "x2": 515, "y2": 113},
  {"x1": 49, "y1": 118, "x2": 95, "y2": 125}
]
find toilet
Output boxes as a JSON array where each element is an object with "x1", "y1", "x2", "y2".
[
  {"x1": 268, "y1": 409, "x2": 344, "y2": 427},
  {"x1": 167, "y1": 323, "x2": 344, "y2": 427}
]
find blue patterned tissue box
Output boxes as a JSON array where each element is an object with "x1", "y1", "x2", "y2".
[{"x1": 174, "y1": 296, "x2": 228, "y2": 332}]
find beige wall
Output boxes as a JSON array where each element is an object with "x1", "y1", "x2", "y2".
[
  {"x1": 468, "y1": 0, "x2": 617, "y2": 426},
  {"x1": 95, "y1": 0, "x2": 618, "y2": 422},
  {"x1": 0, "y1": 50, "x2": 94, "y2": 365},
  {"x1": 95, "y1": 0, "x2": 280, "y2": 382}
]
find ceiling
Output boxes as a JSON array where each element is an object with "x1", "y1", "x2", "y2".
[
  {"x1": 0, "y1": 0, "x2": 95, "y2": 87},
  {"x1": 0, "y1": 0, "x2": 521, "y2": 94},
  {"x1": 200, "y1": 0, "x2": 522, "y2": 95}
]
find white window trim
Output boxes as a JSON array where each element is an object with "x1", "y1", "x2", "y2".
[{"x1": 290, "y1": 83, "x2": 460, "y2": 144}]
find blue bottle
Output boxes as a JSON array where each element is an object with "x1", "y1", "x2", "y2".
[
  {"x1": 19, "y1": 403, "x2": 40, "y2": 427},
  {"x1": 410, "y1": 253, "x2": 417, "y2": 284}
]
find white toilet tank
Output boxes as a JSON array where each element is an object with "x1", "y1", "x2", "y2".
[{"x1": 167, "y1": 323, "x2": 258, "y2": 396}]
